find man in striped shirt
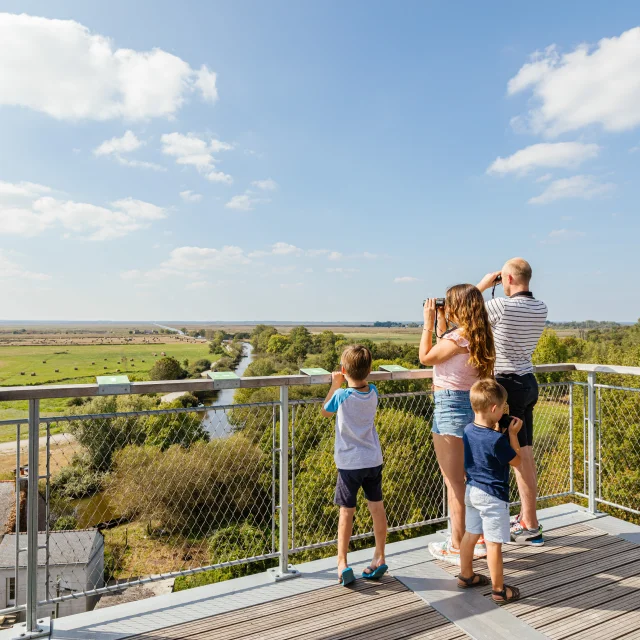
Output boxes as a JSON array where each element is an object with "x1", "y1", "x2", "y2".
[{"x1": 477, "y1": 258, "x2": 548, "y2": 546}]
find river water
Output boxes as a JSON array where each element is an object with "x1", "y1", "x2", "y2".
[{"x1": 201, "y1": 343, "x2": 254, "y2": 437}]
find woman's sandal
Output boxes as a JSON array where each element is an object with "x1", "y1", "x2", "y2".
[
  {"x1": 456, "y1": 573, "x2": 490, "y2": 589},
  {"x1": 492, "y1": 584, "x2": 520, "y2": 605}
]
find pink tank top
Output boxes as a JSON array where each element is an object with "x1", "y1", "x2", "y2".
[{"x1": 432, "y1": 329, "x2": 479, "y2": 391}]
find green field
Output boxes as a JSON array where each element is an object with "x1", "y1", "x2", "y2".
[{"x1": 0, "y1": 343, "x2": 214, "y2": 422}]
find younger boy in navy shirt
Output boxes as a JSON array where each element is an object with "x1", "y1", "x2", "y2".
[{"x1": 456, "y1": 378, "x2": 523, "y2": 605}]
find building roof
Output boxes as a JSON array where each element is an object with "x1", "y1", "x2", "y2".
[{"x1": 0, "y1": 530, "x2": 103, "y2": 568}]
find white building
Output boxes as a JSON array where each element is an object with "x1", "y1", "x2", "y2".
[{"x1": 0, "y1": 530, "x2": 104, "y2": 619}]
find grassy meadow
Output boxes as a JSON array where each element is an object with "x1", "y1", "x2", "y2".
[{"x1": 0, "y1": 342, "x2": 215, "y2": 422}]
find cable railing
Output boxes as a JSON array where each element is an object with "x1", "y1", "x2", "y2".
[{"x1": 0, "y1": 362, "x2": 638, "y2": 636}]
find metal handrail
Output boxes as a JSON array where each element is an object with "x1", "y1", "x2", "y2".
[{"x1": 2, "y1": 362, "x2": 635, "y2": 402}]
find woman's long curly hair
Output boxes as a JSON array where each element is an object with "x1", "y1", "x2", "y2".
[{"x1": 445, "y1": 284, "x2": 495, "y2": 379}]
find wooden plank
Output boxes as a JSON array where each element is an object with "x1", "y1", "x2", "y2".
[
  {"x1": 540, "y1": 590, "x2": 640, "y2": 639},
  {"x1": 171, "y1": 581, "x2": 411, "y2": 640},
  {"x1": 200, "y1": 596, "x2": 429, "y2": 640},
  {"x1": 506, "y1": 558, "x2": 640, "y2": 616},
  {"x1": 130, "y1": 576, "x2": 404, "y2": 639},
  {"x1": 498, "y1": 546, "x2": 640, "y2": 600},
  {"x1": 521, "y1": 573, "x2": 640, "y2": 626},
  {"x1": 582, "y1": 609, "x2": 640, "y2": 640},
  {"x1": 475, "y1": 539, "x2": 640, "y2": 596}
]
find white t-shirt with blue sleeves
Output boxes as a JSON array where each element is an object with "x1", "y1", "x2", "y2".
[{"x1": 324, "y1": 384, "x2": 382, "y2": 470}]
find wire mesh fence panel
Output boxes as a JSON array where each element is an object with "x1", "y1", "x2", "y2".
[
  {"x1": 41, "y1": 402, "x2": 277, "y2": 605},
  {"x1": 290, "y1": 392, "x2": 443, "y2": 552},
  {"x1": 596, "y1": 385, "x2": 640, "y2": 516},
  {"x1": 0, "y1": 419, "x2": 28, "y2": 614},
  {"x1": 510, "y1": 383, "x2": 573, "y2": 503}
]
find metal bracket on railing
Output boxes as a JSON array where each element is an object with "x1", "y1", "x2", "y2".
[{"x1": 10, "y1": 617, "x2": 50, "y2": 640}]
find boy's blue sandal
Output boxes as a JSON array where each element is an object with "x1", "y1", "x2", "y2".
[
  {"x1": 340, "y1": 567, "x2": 355, "y2": 586},
  {"x1": 362, "y1": 564, "x2": 388, "y2": 580}
]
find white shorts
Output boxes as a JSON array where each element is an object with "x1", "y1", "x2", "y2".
[{"x1": 465, "y1": 485, "x2": 510, "y2": 543}]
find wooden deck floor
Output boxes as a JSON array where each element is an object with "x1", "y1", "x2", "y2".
[
  {"x1": 435, "y1": 522, "x2": 640, "y2": 639},
  {"x1": 51, "y1": 513, "x2": 639, "y2": 640},
  {"x1": 128, "y1": 574, "x2": 469, "y2": 640}
]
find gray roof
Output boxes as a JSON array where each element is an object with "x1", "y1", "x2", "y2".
[
  {"x1": 0, "y1": 530, "x2": 103, "y2": 568},
  {"x1": 0, "y1": 483, "x2": 15, "y2": 533}
]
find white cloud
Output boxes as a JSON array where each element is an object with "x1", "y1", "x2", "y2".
[
  {"x1": 94, "y1": 131, "x2": 165, "y2": 171},
  {"x1": 162, "y1": 246, "x2": 250, "y2": 271},
  {"x1": 0, "y1": 181, "x2": 167, "y2": 240},
  {"x1": 630, "y1": 145, "x2": 640, "y2": 154},
  {"x1": 251, "y1": 178, "x2": 278, "y2": 191},
  {"x1": 94, "y1": 131, "x2": 142, "y2": 156},
  {"x1": 327, "y1": 267, "x2": 359, "y2": 273},
  {"x1": 161, "y1": 132, "x2": 232, "y2": 182},
  {"x1": 186, "y1": 281, "x2": 209, "y2": 290},
  {"x1": 271, "y1": 242, "x2": 302, "y2": 256},
  {"x1": 328, "y1": 251, "x2": 342, "y2": 261},
  {"x1": 487, "y1": 142, "x2": 599, "y2": 175},
  {"x1": 280, "y1": 282, "x2": 303, "y2": 289},
  {"x1": 0, "y1": 181, "x2": 51, "y2": 198},
  {"x1": 529, "y1": 175, "x2": 615, "y2": 205},
  {"x1": 394, "y1": 276, "x2": 419, "y2": 283},
  {"x1": 361, "y1": 252, "x2": 378, "y2": 259},
  {"x1": 225, "y1": 194, "x2": 260, "y2": 211},
  {"x1": 0, "y1": 13, "x2": 217, "y2": 121},
  {"x1": 536, "y1": 173, "x2": 553, "y2": 183},
  {"x1": 543, "y1": 229, "x2": 587, "y2": 244},
  {"x1": 180, "y1": 190, "x2": 202, "y2": 203},
  {"x1": 0, "y1": 251, "x2": 50, "y2": 281},
  {"x1": 508, "y1": 27, "x2": 640, "y2": 137}
]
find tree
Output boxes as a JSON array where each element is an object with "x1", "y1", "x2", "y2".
[
  {"x1": 533, "y1": 329, "x2": 569, "y2": 382},
  {"x1": 266, "y1": 334, "x2": 290, "y2": 354},
  {"x1": 149, "y1": 356, "x2": 187, "y2": 381}
]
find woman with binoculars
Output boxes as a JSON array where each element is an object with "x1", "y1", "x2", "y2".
[{"x1": 420, "y1": 284, "x2": 495, "y2": 564}]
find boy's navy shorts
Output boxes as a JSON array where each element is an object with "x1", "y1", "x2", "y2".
[{"x1": 334, "y1": 465, "x2": 383, "y2": 508}]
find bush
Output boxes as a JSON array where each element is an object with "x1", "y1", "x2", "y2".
[
  {"x1": 108, "y1": 435, "x2": 270, "y2": 535},
  {"x1": 149, "y1": 357, "x2": 187, "y2": 381},
  {"x1": 174, "y1": 522, "x2": 275, "y2": 590},
  {"x1": 52, "y1": 515, "x2": 78, "y2": 531},
  {"x1": 50, "y1": 454, "x2": 104, "y2": 499}
]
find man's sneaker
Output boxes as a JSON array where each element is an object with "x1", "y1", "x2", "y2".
[{"x1": 510, "y1": 519, "x2": 544, "y2": 546}]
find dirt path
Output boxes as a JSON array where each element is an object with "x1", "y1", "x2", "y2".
[{"x1": 0, "y1": 433, "x2": 75, "y2": 454}]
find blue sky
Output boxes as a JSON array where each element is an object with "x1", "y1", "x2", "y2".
[{"x1": 0, "y1": 1, "x2": 638, "y2": 322}]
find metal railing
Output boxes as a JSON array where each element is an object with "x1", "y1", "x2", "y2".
[{"x1": 0, "y1": 363, "x2": 638, "y2": 637}]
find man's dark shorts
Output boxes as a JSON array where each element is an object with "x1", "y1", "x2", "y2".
[
  {"x1": 334, "y1": 465, "x2": 383, "y2": 508},
  {"x1": 496, "y1": 373, "x2": 539, "y2": 448}
]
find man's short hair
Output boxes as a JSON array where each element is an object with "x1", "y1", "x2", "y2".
[
  {"x1": 504, "y1": 257, "x2": 532, "y2": 284},
  {"x1": 470, "y1": 378, "x2": 508, "y2": 413},
  {"x1": 342, "y1": 345, "x2": 372, "y2": 380}
]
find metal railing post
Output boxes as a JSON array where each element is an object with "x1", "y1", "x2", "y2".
[
  {"x1": 587, "y1": 372, "x2": 598, "y2": 514},
  {"x1": 26, "y1": 399, "x2": 43, "y2": 634},
  {"x1": 269, "y1": 386, "x2": 300, "y2": 581},
  {"x1": 569, "y1": 383, "x2": 574, "y2": 495}
]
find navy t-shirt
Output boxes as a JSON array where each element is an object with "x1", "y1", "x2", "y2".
[{"x1": 463, "y1": 422, "x2": 516, "y2": 503}]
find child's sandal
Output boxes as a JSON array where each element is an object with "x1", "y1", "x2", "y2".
[
  {"x1": 492, "y1": 584, "x2": 520, "y2": 604},
  {"x1": 456, "y1": 573, "x2": 490, "y2": 588}
]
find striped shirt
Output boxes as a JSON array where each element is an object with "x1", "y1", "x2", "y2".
[{"x1": 486, "y1": 292, "x2": 548, "y2": 376}]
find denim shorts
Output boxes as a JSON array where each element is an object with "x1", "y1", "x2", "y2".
[
  {"x1": 431, "y1": 390, "x2": 474, "y2": 438},
  {"x1": 465, "y1": 485, "x2": 510, "y2": 543}
]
